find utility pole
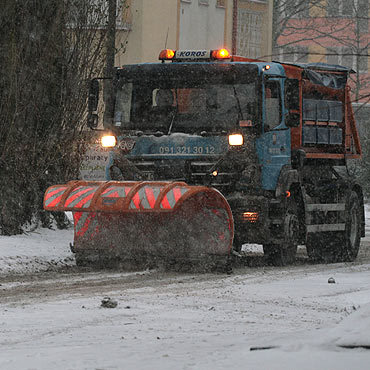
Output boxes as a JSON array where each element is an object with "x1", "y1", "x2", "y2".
[
  {"x1": 106, "y1": 0, "x2": 116, "y2": 79},
  {"x1": 104, "y1": 0, "x2": 117, "y2": 125},
  {"x1": 232, "y1": 0, "x2": 238, "y2": 55}
]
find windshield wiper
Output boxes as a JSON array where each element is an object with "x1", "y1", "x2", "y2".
[
  {"x1": 134, "y1": 130, "x2": 165, "y2": 137},
  {"x1": 232, "y1": 85, "x2": 244, "y2": 121},
  {"x1": 200, "y1": 130, "x2": 227, "y2": 136},
  {"x1": 167, "y1": 111, "x2": 176, "y2": 135},
  {"x1": 167, "y1": 89, "x2": 178, "y2": 135}
]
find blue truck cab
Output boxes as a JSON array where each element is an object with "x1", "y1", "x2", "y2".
[{"x1": 105, "y1": 53, "x2": 291, "y2": 191}]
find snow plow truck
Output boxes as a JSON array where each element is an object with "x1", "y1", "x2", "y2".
[{"x1": 44, "y1": 48, "x2": 365, "y2": 269}]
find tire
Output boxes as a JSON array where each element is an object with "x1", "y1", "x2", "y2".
[
  {"x1": 306, "y1": 191, "x2": 361, "y2": 263},
  {"x1": 306, "y1": 233, "x2": 333, "y2": 263},
  {"x1": 232, "y1": 232, "x2": 244, "y2": 253},
  {"x1": 75, "y1": 253, "x2": 90, "y2": 267},
  {"x1": 263, "y1": 197, "x2": 299, "y2": 266},
  {"x1": 337, "y1": 191, "x2": 361, "y2": 262},
  {"x1": 263, "y1": 242, "x2": 297, "y2": 266}
]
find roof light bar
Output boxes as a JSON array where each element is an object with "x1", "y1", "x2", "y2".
[
  {"x1": 159, "y1": 49, "x2": 175, "y2": 60},
  {"x1": 211, "y1": 48, "x2": 230, "y2": 59},
  {"x1": 158, "y1": 48, "x2": 231, "y2": 61}
]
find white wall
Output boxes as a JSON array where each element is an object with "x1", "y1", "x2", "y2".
[
  {"x1": 116, "y1": 0, "x2": 178, "y2": 65},
  {"x1": 179, "y1": 0, "x2": 226, "y2": 50}
]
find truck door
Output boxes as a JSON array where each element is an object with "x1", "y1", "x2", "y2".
[{"x1": 256, "y1": 78, "x2": 291, "y2": 191}]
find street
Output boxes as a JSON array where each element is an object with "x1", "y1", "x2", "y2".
[{"x1": 1, "y1": 240, "x2": 370, "y2": 370}]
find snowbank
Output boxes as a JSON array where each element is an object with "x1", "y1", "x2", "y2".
[{"x1": 0, "y1": 227, "x2": 74, "y2": 274}]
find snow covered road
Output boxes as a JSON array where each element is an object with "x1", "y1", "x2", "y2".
[
  {"x1": 1, "y1": 257, "x2": 370, "y2": 369},
  {"x1": 1, "y1": 208, "x2": 370, "y2": 369}
]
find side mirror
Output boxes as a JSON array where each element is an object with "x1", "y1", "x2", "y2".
[
  {"x1": 87, "y1": 113, "x2": 99, "y2": 129},
  {"x1": 286, "y1": 111, "x2": 300, "y2": 128},
  {"x1": 88, "y1": 79, "x2": 100, "y2": 112}
]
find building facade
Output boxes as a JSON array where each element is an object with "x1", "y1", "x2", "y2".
[
  {"x1": 235, "y1": 0, "x2": 273, "y2": 59},
  {"x1": 276, "y1": 0, "x2": 370, "y2": 103},
  {"x1": 82, "y1": 0, "x2": 273, "y2": 180},
  {"x1": 115, "y1": 0, "x2": 273, "y2": 65}
]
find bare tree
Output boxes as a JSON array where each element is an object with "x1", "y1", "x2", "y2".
[
  {"x1": 273, "y1": 0, "x2": 370, "y2": 195},
  {"x1": 272, "y1": 0, "x2": 327, "y2": 61},
  {"x1": 0, "y1": 0, "x2": 123, "y2": 235},
  {"x1": 273, "y1": 0, "x2": 370, "y2": 103}
]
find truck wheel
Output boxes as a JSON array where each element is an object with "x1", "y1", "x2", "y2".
[
  {"x1": 306, "y1": 232, "x2": 349, "y2": 263},
  {"x1": 232, "y1": 232, "x2": 244, "y2": 253},
  {"x1": 306, "y1": 233, "x2": 332, "y2": 262},
  {"x1": 263, "y1": 243, "x2": 297, "y2": 266},
  {"x1": 306, "y1": 234, "x2": 322, "y2": 262},
  {"x1": 75, "y1": 253, "x2": 90, "y2": 267},
  {"x1": 337, "y1": 191, "x2": 361, "y2": 262},
  {"x1": 306, "y1": 191, "x2": 361, "y2": 263},
  {"x1": 263, "y1": 197, "x2": 299, "y2": 266}
]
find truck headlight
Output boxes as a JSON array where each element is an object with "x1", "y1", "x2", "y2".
[
  {"x1": 101, "y1": 135, "x2": 117, "y2": 148},
  {"x1": 228, "y1": 134, "x2": 243, "y2": 146}
]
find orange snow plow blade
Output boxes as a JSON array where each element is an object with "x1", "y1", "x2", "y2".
[{"x1": 44, "y1": 181, "x2": 234, "y2": 269}]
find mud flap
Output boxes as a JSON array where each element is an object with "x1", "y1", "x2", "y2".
[{"x1": 44, "y1": 181, "x2": 234, "y2": 268}]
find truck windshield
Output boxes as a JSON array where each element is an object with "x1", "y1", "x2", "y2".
[{"x1": 113, "y1": 79, "x2": 258, "y2": 133}]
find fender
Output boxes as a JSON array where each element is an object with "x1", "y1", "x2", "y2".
[
  {"x1": 275, "y1": 165, "x2": 299, "y2": 198},
  {"x1": 275, "y1": 165, "x2": 306, "y2": 244}
]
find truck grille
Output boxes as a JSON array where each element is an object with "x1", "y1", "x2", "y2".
[
  {"x1": 188, "y1": 161, "x2": 238, "y2": 189},
  {"x1": 124, "y1": 159, "x2": 239, "y2": 188},
  {"x1": 132, "y1": 161, "x2": 155, "y2": 172}
]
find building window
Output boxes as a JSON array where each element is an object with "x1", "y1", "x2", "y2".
[
  {"x1": 116, "y1": 0, "x2": 132, "y2": 30},
  {"x1": 67, "y1": 0, "x2": 131, "y2": 30},
  {"x1": 358, "y1": 0, "x2": 369, "y2": 32},
  {"x1": 237, "y1": 9, "x2": 262, "y2": 58},
  {"x1": 283, "y1": 0, "x2": 309, "y2": 19},
  {"x1": 327, "y1": 0, "x2": 350, "y2": 16},
  {"x1": 326, "y1": 47, "x2": 367, "y2": 73},
  {"x1": 199, "y1": 0, "x2": 209, "y2": 5},
  {"x1": 279, "y1": 46, "x2": 308, "y2": 64},
  {"x1": 216, "y1": 0, "x2": 226, "y2": 7},
  {"x1": 327, "y1": 0, "x2": 340, "y2": 16},
  {"x1": 342, "y1": 0, "x2": 354, "y2": 16},
  {"x1": 240, "y1": 0, "x2": 268, "y2": 3},
  {"x1": 358, "y1": 53, "x2": 368, "y2": 74},
  {"x1": 181, "y1": 0, "x2": 192, "y2": 3},
  {"x1": 326, "y1": 0, "x2": 368, "y2": 18},
  {"x1": 327, "y1": 47, "x2": 354, "y2": 69},
  {"x1": 326, "y1": 48, "x2": 340, "y2": 65},
  {"x1": 342, "y1": 48, "x2": 354, "y2": 69}
]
